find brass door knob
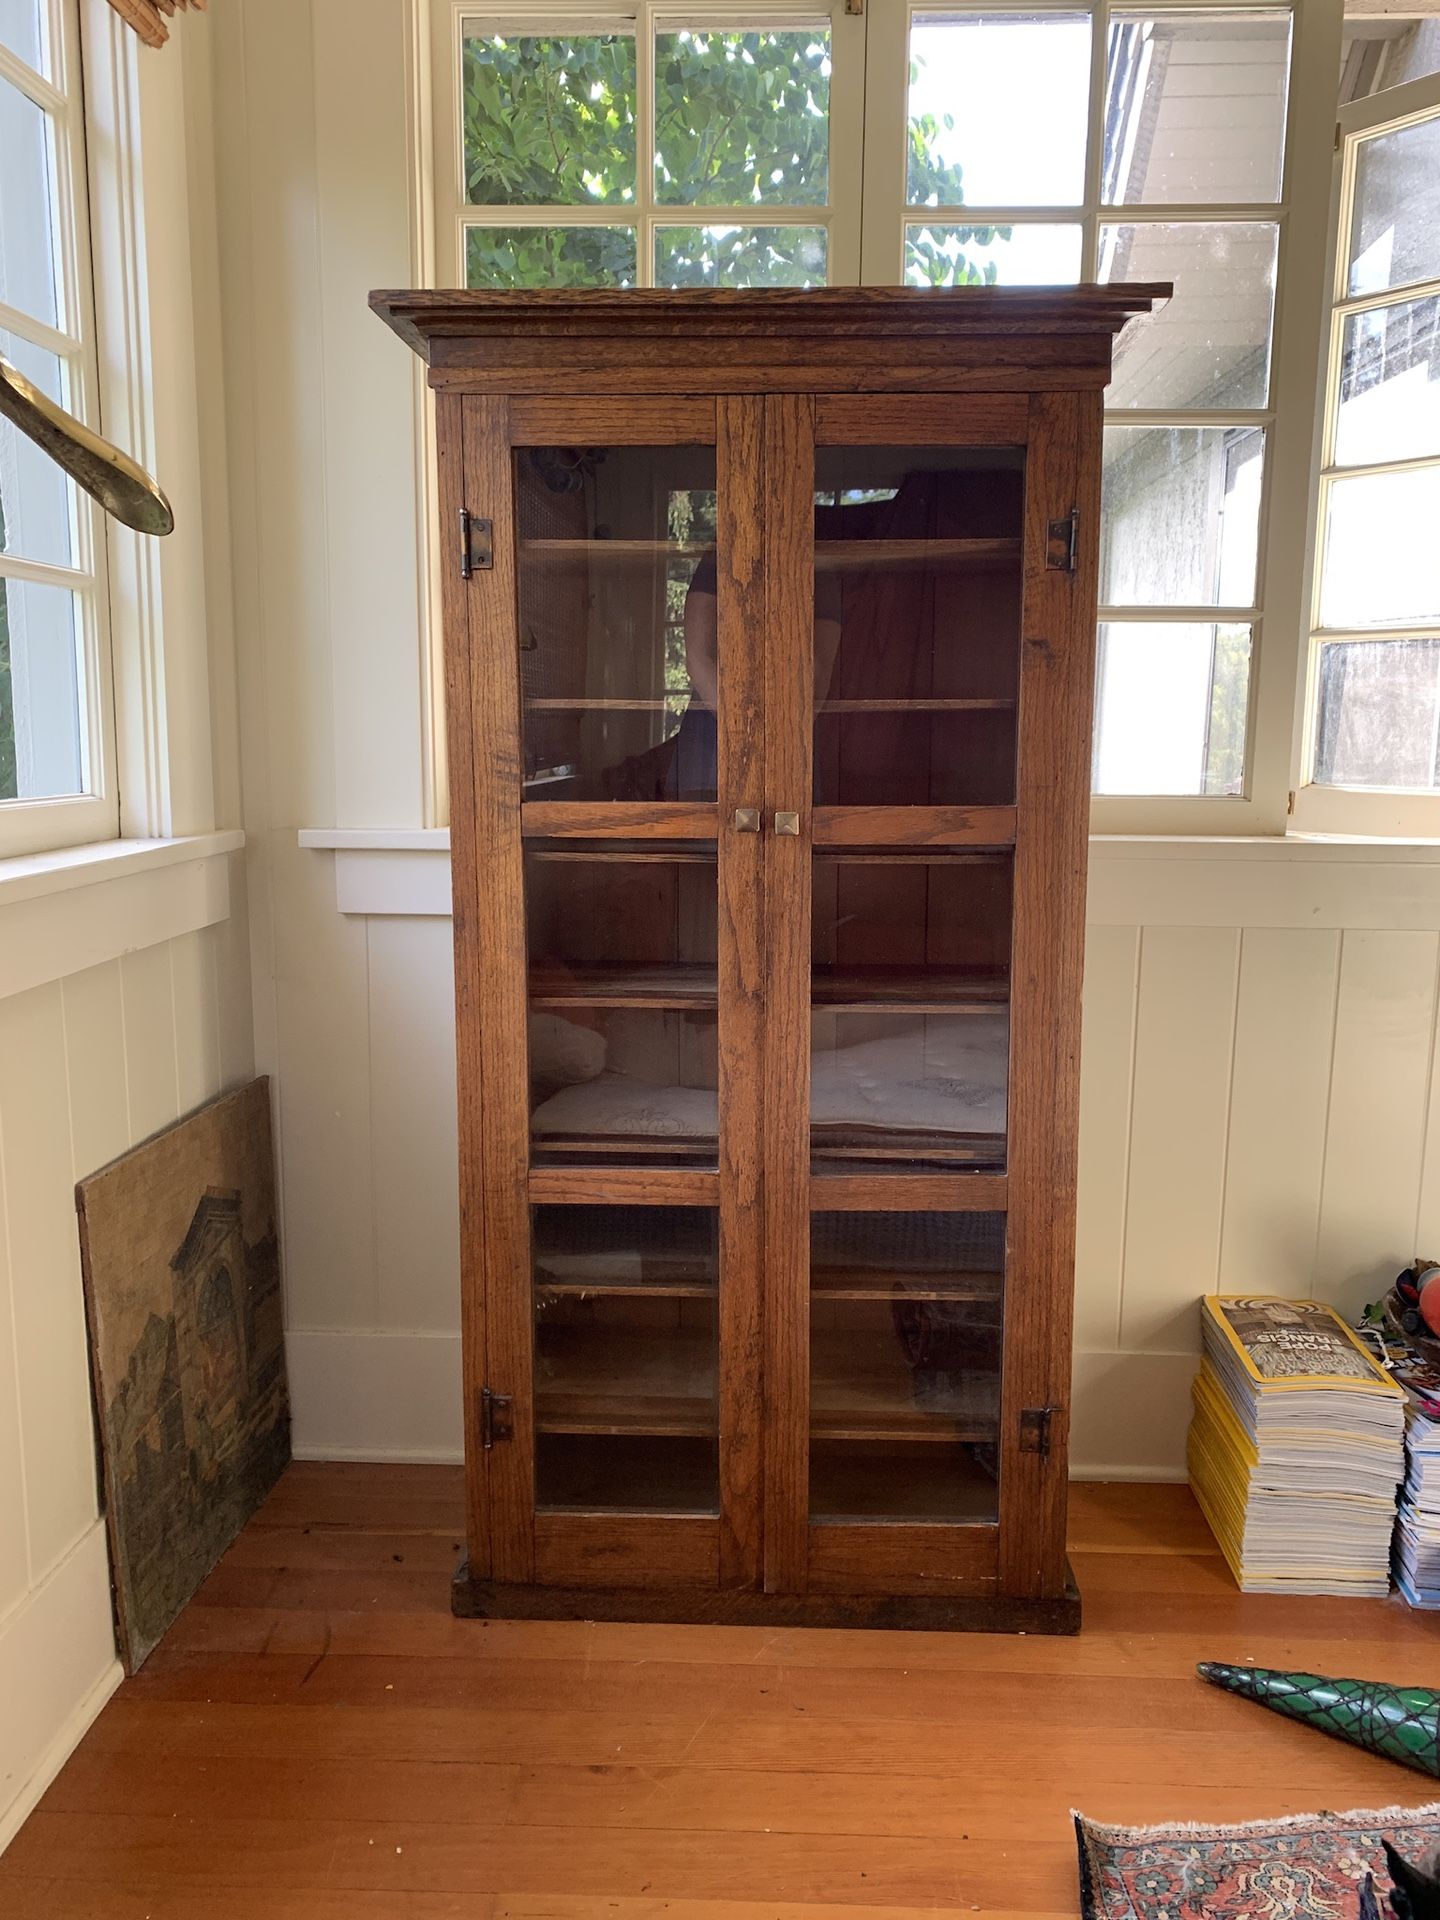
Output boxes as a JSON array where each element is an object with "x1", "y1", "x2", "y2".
[
  {"x1": 774, "y1": 810, "x2": 801, "y2": 836},
  {"x1": 734, "y1": 807, "x2": 761, "y2": 832}
]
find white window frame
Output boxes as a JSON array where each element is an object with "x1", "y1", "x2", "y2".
[
  {"x1": 1291, "y1": 66, "x2": 1440, "y2": 839},
  {"x1": 423, "y1": 0, "x2": 1343, "y2": 836},
  {"x1": 0, "y1": 0, "x2": 117, "y2": 857}
]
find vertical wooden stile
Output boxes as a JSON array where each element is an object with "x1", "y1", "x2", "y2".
[
  {"x1": 762, "y1": 393, "x2": 815, "y2": 1593},
  {"x1": 436, "y1": 393, "x2": 492, "y2": 1576},
  {"x1": 717, "y1": 396, "x2": 767, "y2": 1589},
  {"x1": 999, "y1": 388, "x2": 1103, "y2": 1598},
  {"x1": 459, "y1": 396, "x2": 535, "y2": 1583}
]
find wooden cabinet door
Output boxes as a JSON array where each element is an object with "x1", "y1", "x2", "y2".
[
  {"x1": 760, "y1": 391, "x2": 1100, "y2": 1604},
  {"x1": 449, "y1": 394, "x2": 767, "y2": 1592}
]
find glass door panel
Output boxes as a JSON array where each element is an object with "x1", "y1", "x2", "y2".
[
  {"x1": 526, "y1": 841, "x2": 719, "y2": 1169},
  {"x1": 533, "y1": 1204, "x2": 719, "y2": 1514},
  {"x1": 812, "y1": 445, "x2": 1023, "y2": 809},
  {"x1": 809, "y1": 1212, "x2": 1003, "y2": 1524},
  {"x1": 515, "y1": 443, "x2": 719, "y2": 801}
]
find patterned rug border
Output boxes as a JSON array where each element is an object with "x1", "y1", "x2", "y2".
[{"x1": 1075, "y1": 1799, "x2": 1440, "y2": 1920}]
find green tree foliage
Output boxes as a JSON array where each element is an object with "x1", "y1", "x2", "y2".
[{"x1": 462, "y1": 31, "x2": 1009, "y2": 290}]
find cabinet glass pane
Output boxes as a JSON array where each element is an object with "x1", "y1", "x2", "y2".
[
  {"x1": 907, "y1": 14, "x2": 1090, "y2": 208},
  {"x1": 526, "y1": 844, "x2": 719, "y2": 1169},
  {"x1": 1100, "y1": 221, "x2": 1278, "y2": 409},
  {"x1": 515, "y1": 445, "x2": 717, "y2": 801},
  {"x1": 533, "y1": 1204, "x2": 719, "y2": 1512},
  {"x1": 811, "y1": 446, "x2": 1023, "y2": 809},
  {"x1": 1103, "y1": 11, "x2": 1290, "y2": 206},
  {"x1": 810, "y1": 1211, "x2": 1003, "y2": 1523},
  {"x1": 653, "y1": 27, "x2": 830, "y2": 207},
  {"x1": 1348, "y1": 116, "x2": 1440, "y2": 298}
]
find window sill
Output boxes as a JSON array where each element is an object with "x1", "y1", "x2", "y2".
[{"x1": 0, "y1": 830, "x2": 246, "y2": 1002}]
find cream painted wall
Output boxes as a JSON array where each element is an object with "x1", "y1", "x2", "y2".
[{"x1": 210, "y1": 0, "x2": 1440, "y2": 1485}]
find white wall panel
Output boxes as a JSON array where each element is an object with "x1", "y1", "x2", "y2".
[
  {"x1": 0, "y1": 1172, "x2": 28, "y2": 1623},
  {"x1": 1074, "y1": 924, "x2": 1140, "y2": 1351},
  {"x1": 1219, "y1": 928, "x2": 1341, "y2": 1294}
]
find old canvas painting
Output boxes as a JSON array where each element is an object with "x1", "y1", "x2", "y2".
[{"x1": 77, "y1": 1078, "x2": 289, "y2": 1671}]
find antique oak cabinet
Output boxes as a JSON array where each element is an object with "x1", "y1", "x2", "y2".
[{"x1": 371, "y1": 287, "x2": 1164, "y2": 1632}]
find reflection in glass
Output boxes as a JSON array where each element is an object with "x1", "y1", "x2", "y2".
[
  {"x1": 466, "y1": 226, "x2": 637, "y2": 289},
  {"x1": 654, "y1": 28, "x2": 830, "y2": 206},
  {"x1": 809, "y1": 1212, "x2": 1003, "y2": 1523},
  {"x1": 656, "y1": 225, "x2": 826, "y2": 288},
  {"x1": 533, "y1": 1205, "x2": 717, "y2": 1296},
  {"x1": 1316, "y1": 638, "x2": 1440, "y2": 791},
  {"x1": 1335, "y1": 296, "x2": 1440, "y2": 468},
  {"x1": 811, "y1": 447, "x2": 1023, "y2": 809},
  {"x1": 1348, "y1": 116, "x2": 1440, "y2": 297},
  {"x1": 1099, "y1": 221, "x2": 1278, "y2": 409},
  {"x1": 813, "y1": 854, "x2": 1013, "y2": 1004},
  {"x1": 0, "y1": 74, "x2": 59, "y2": 329},
  {"x1": 461, "y1": 30, "x2": 636, "y2": 205},
  {"x1": 904, "y1": 222, "x2": 1082, "y2": 288},
  {"x1": 1320, "y1": 469, "x2": 1440, "y2": 632},
  {"x1": 514, "y1": 445, "x2": 717, "y2": 800},
  {"x1": 526, "y1": 844, "x2": 719, "y2": 1168},
  {"x1": 1093, "y1": 622, "x2": 1251, "y2": 796},
  {"x1": 907, "y1": 14, "x2": 1090, "y2": 208},
  {"x1": 0, "y1": 331, "x2": 75, "y2": 569},
  {"x1": 0, "y1": 578, "x2": 84, "y2": 802},
  {"x1": 1101, "y1": 426, "x2": 1263, "y2": 607},
  {"x1": 1103, "y1": 11, "x2": 1290, "y2": 205}
]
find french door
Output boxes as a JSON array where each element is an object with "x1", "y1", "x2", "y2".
[{"x1": 449, "y1": 385, "x2": 1093, "y2": 1602}]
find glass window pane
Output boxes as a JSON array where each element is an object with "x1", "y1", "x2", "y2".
[
  {"x1": 654, "y1": 28, "x2": 830, "y2": 208},
  {"x1": 1335, "y1": 295, "x2": 1440, "y2": 468},
  {"x1": 0, "y1": 74, "x2": 60, "y2": 329},
  {"x1": 1315, "y1": 638, "x2": 1440, "y2": 790},
  {"x1": 1100, "y1": 221, "x2": 1278, "y2": 409},
  {"x1": 1093, "y1": 621, "x2": 1251, "y2": 795},
  {"x1": 1320, "y1": 468, "x2": 1440, "y2": 631},
  {"x1": 465, "y1": 225, "x2": 636, "y2": 289},
  {"x1": 1101, "y1": 426, "x2": 1263, "y2": 607},
  {"x1": 0, "y1": 577, "x2": 84, "y2": 802},
  {"x1": 1103, "y1": 11, "x2": 1290, "y2": 206},
  {"x1": 0, "y1": 1, "x2": 46, "y2": 72},
  {"x1": 907, "y1": 13, "x2": 1090, "y2": 208},
  {"x1": 0, "y1": 331, "x2": 77, "y2": 568},
  {"x1": 904, "y1": 221, "x2": 1081, "y2": 287},
  {"x1": 461, "y1": 30, "x2": 636, "y2": 206},
  {"x1": 1348, "y1": 114, "x2": 1440, "y2": 298},
  {"x1": 656, "y1": 224, "x2": 826, "y2": 288}
]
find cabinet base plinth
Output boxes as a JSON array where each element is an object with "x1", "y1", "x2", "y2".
[{"x1": 451, "y1": 1559, "x2": 1081, "y2": 1634}]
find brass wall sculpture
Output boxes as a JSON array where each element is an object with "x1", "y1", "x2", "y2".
[{"x1": 0, "y1": 354, "x2": 173, "y2": 537}]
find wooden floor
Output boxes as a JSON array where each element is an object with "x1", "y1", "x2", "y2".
[{"x1": 4, "y1": 1467, "x2": 1440, "y2": 1917}]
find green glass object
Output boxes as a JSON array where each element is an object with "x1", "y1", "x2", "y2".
[{"x1": 1198, "y1": 1662, "x2": 1440, "y2": 1778}]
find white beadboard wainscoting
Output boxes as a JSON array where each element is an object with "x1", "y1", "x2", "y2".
[{"x1": 281, "y1": 832, "x2": 1440, "y2": 1480}]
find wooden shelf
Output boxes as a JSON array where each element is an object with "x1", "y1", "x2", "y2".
[
  {"x1": 811, "y1": 1265, "x2": 1003, "y2": 1304},
  {"x1": 530, "y1": 963, "x2": 715, "y2": 1010},
  {"x1": 811, "y1": 1333, "x2": 999, "y2": 1443},
  {"x1": 521, "y1": 538, "x2": 713, "y2": 560},
  {"x1": 816, "y1": 537, "x2": 1019, "y2": 572},
  {"x1": 525, "y1": 697, "x2": 691, "y2": 712},
  {"x1": 536, "y1": 1268, "x2": 717, "y2": 1301},
  {"x1": 816, "y1": 698, "x2": 1014, "y2": 714},
  {"x1": 529, "y1": 964, "x2": 1007, "y2": 1013}
]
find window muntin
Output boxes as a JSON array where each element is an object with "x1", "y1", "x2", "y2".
[
  {"x1": 0, "y1": 3, "x2": 114, "y2": 845},
  {"x1": 1306, "y1": 81, "x2": 1440, "y2": 808}
]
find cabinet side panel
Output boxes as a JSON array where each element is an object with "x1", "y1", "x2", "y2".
[
  {"x1": 717, "y1": 396, "x2": 767, "y2": 1590},
  {"x1": 762, "y1": 393, "x2": 815, "y2": 1595},
  {"x1": 461, "y1": 395, "x2": 535, "y2": 1582},
  {"x1": 438, "y1": 391, "x2": 491, "y2": 1575},
  {"x1": 1000, "y1": 388, "x2": 1101, "y2": 1598}
]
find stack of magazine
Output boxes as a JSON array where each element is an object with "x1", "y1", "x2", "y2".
[
  {"x1": 1188, "y1": 1295, "x2": 1405, "y2": 1595},
  {"x1": 1379, "y1": 1338, "x2": 1440, "y2": 1608}
]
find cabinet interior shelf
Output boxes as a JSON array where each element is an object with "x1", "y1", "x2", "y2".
[
  {"x1": 810, "y1": 1266, "x2": 1002, "y2": 1304},
  {"x1": 534, "y1": 1328, "x2": 998, "y2": 1444},
  {"x1": 523, "y1": 697, "x2": 1015, "y2": 714},
  {"x1": 519, "y1": 537, "x2": 1019, "y2": 571},
  {"x1": 528, "y1": 964, "x2": 1009, "y2": 1013}
]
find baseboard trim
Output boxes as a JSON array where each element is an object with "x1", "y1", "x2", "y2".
[{"x1": 0, "y1": 1660, "x2": 121, "y2": 1857}]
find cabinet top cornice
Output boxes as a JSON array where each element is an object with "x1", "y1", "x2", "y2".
[{"x1": 369, "y1": 283, "x2": 1169, "y2": 373}]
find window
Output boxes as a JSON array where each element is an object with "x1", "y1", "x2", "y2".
[
  {"x1": 0, "y1": 0, "x2": 115, "y2": 855},
  {"x1": 433, "y1": 2, "x2": 1326, "y2": 827},
  {"x1": 1296, "y1": 69, "x2": 1440, "y2": 836}
]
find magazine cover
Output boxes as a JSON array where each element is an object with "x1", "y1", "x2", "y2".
[{"x1": 1203, "y1": 1295, "x2": 1404, "y2": 1396}]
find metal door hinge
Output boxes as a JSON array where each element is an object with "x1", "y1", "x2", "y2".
[
  {"x1": 459, "y1": 507, "x2": 493, "y2": 579},
  {"x1": 1046, "y1": 507, "x2": 1079, "y2": 574},
  {"x1": 1019, "y1": 1405, "x2": 1058, "y2": 1457},
  {"x1": 1287, "y1": 789, "x2": 1296, "y2": 816},
  {"x1": 479, "y1": 1385, "x2": 513, "y2": 1449}
]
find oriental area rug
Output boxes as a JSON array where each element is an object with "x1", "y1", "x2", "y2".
[{"x1": 1076, "y1": 1801, "x2": 1440, "y2": 1920}]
